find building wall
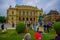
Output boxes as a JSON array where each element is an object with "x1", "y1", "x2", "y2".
[
  {"x1": 7, "y1": 5, "x2": 43, "y2": 24},
  {"x1": 44, "y1": 10, "x2": 59, "y2": 22},
  {"x1": 50, "y1": 14, "x2": 59, "y2": 21}
]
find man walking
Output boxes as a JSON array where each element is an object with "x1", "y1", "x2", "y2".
[{"x1": 1, "y1": 23, "x2": 4, "y2": 30}]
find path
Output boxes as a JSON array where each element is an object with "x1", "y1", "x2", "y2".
[{"x1": 0, "y1": 23, "x2": 15, "y2": 29}]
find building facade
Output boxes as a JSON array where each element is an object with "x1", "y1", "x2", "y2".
[
  {"x1": 47, "y1": 10, "x2": 59, "y2": 22},
  {"x1": 7, "y1": 5, "x2": 43, "y2": 24}
]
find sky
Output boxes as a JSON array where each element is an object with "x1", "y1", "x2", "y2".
[{"x1": 0, "y1": 0, "x2": 60, "y2": 16}]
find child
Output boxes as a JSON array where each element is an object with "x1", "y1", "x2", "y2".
[{"x1": 23, "y1": 33, "x2": 31, "y2": 40}]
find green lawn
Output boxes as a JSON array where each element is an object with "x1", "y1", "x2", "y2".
[{"x1": 0, "y1": 29, "x2": 56, "y2": 40}]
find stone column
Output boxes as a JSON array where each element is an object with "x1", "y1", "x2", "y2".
[
  {"x1": 21, "y1": 11, "x2": 23, "y2": 16},
  {"x1": 25, "y1": 11, "x2": 26, "y2": 16}
]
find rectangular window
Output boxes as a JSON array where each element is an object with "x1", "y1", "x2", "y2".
[
  {"x1": 12, "y1": 11, "x2": 14, "y2": 15},
  {"x1": 23, "y1": 11, "x2": 25, "y2": 15},
  {"x1": 27, "y1": 11, "x2": 28, "y2": 15},
  {"x1": 30, "y1": 12, "x2": 32, "y2": 16},
  {"x1": 12, "y1": 11, "x2": 14, "y2": 20},
  {"x1": 19, "y1": 11, "x2": 21, "y2": 15}
]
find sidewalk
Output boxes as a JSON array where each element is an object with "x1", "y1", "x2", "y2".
[
  {"x1": 0, "y1": 28, "x2": 15, "y2": 29},
  {"x1": 0, "y1": 23, "x2": 16, "y2": 29}
]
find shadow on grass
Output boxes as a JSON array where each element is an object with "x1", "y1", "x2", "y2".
[{"x1": 0, "y1": 37, "x2": 7, "y2": 40}]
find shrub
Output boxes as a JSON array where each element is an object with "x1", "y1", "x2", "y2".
[
  {"x1": 56, "y1": 16, "x2": 60, "y2": 22},
  {"x1": 16, "y1": 22, "x2": 26, "y2": 33},
  {"x1": 53, "y1": 22, "x2": 60, "y2": 31}
]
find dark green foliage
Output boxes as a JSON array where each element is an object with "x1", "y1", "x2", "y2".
[
  {"x1": 53, "y1": 22, "x2": 60, "y2": 31},
  {"x1": 56, "y1": 17, "x2": 60, "y2": 22},
  {"x1": 16, "y1": 22, "x2": 26, "y2": 33},
  {"x1": 0, "y1": 16, "x2": 6, "y2": 23}
]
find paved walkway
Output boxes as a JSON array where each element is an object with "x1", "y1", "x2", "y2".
[
  {"x1": 0, "y1": 23, "x2": 16, "y2": 29},
  {"x1": 0, "y1": 23, "x2": 44, "y2": 32}
]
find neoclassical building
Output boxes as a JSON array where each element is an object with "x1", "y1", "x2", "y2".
[
  {"x1": 44, "y1": 10, "x2": 59, "y2": 22},
  {"x1": 7, "y1": 5, "x2": 43, "y2": 24}
]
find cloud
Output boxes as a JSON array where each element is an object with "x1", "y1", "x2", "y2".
[
  {"x1": 45, "y1": 0, "x2": 59, "y2": 9},
  {"x1": 0, "y1": 0, "x2": 60, "y2": 16},
  {"x1": 21, "y1": 0, "x2": 59, "y2": 10},
  {"x1": 39, "y1": 0, "x2": 60, "y2": 13},
  {"x1": 0, "y1": 0, "x2": 16, "y2": 16},
  {"x1": 22, "y1": 0, "x2": 40, "y2": 6}
]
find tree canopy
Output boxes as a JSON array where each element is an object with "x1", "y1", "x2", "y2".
[{"x1": 0, "y1": 16, "x2": 6, "y2": 23}]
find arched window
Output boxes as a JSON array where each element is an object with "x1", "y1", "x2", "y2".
[
  {"x1": 19, "y1": 11, "x2": 21, "y2": 15},
  {"x1": 34, "y1": 12, "x2": 35, "y2": 15},
  {"x1": 22, "y1": 18, "x2": 24, "y2": 21},
  {"x1": 12, "y1": 17, "x2": 13, "y2": 20},
  {"x1": 19, "y1": 17, "x2": 21, "y2": 20},
  {"x1": 30, "y1": 18, "x2": 32, "y2": 21},
  {"x1": 23, "y1": 11, "x2": 25, "y2": 15},
  {"x1": 12, "y1": 11, "x2": 14, "y2": 20},
  {"x1": 34, "y1": 18, "x2": 35, "y2": 21},
  {"x1": 27, "y1": 11, "x2": 28, "y2": 15},
  {"x1": 30, "y1": 12, "x2": 32, "y2": 15},
  {"x1": 26, "y1": 18, "x2": 28, "y2": 21}
]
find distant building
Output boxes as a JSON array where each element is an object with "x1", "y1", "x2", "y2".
[
  {"x1": 47, "y1": 10, "x2": 59, "y2": 22},
  {"x1": 7, "y1": 5, "x2": 43, "y2": 24}
]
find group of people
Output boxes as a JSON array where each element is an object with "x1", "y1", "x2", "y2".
[
  {"x1": 0, "y1": 23, "x2": 15, "y2": 33},
  {"x1": 26, "y1": 22, "x2": 39, "y2": 31},
  {"x1": 26, "y1": 21, "x2": 53, "y2": 33},
  {"x1": 23, "y1": 23, "x2": 42, "y2": 40},
  {"x1": 43, "y1": 21, "x2": 53, "y2": 33},
  {"x1": 23, "y1": 31, "x2": 42, "y2": 40}
]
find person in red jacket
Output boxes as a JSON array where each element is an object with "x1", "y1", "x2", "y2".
[{"x1": 34, "y1": 32, "x2": 42, "y2": 40}]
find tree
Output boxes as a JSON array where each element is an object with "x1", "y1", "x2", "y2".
[{"x1": 0, "y1": 16, "x2": 6, "y2": 23}]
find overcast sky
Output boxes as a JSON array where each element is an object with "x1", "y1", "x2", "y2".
[{"x1": 0, "y1": 0, "x2": 60, "y2": 16}]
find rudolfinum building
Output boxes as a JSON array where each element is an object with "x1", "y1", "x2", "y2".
[{"x1": 7, "y1": 5, "x2": 43, "y2": 24}]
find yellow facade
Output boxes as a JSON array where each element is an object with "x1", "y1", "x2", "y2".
[
  {"x1": 7, "y1": 5, "x2": 43, "y2": 24},
  {"x1": 44, "y1": 10, "x2": 59, "y2": 22}
]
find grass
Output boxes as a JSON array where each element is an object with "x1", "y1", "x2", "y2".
[
  {"x1": 0, "y1": 29, "x2": 56, "y2": 40},
  {"x1": 42, "y1": 29, "x2": 56, "y2": 40}
]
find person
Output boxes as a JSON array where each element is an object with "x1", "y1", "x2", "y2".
[
  {"x1": 38, "y1": 37, "x2": 42, "y2": 40},
  {"x1": 37, "y1": 27, "x2": 39, "y2": 32},
  {"x1": 34, "y1": 31, "x2": 42, "y2": 40},
  {"x1": 24, "y1": 33, "x2": 31, "y2": 40},
  {"x1": 54, "y1": 31, "x2": 60, "y2": 40},
  {"x1": 27, "y1": 22, "x2": 30, "y2": 29},
  {"x1": 1, "y1": 23, "x2": 4, "y2": 30},
  {"x1": 46, "y1": 22, "x2": 51, "y2": 32},
  {"x1": 2, "y1": 28, "x2": 7, "y2": 33},
  {"x1": 51, "y1": 32, "x2": 60, "y2": 40},
  {"x1": 54, "y1": 36, "x2": 60, "y2": 40},
  {"x1": 4, "y1": 28, "x2": 7, "y2": 32},
  {"x1": 43, "y1": 21, "x2": 47, "y2": 33},
  {"x1": 33, "y1": 24, "x2": 37, "y2": 31},
  {"x1": 12, "y1": 23, "x2": 14, "y2": 27},
  {"x1": 30, "y1": 24, "x2": 32, "y2": 30},
  {"x1": 44, "y1": 24, "x2": 47, "y2": 33}
]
